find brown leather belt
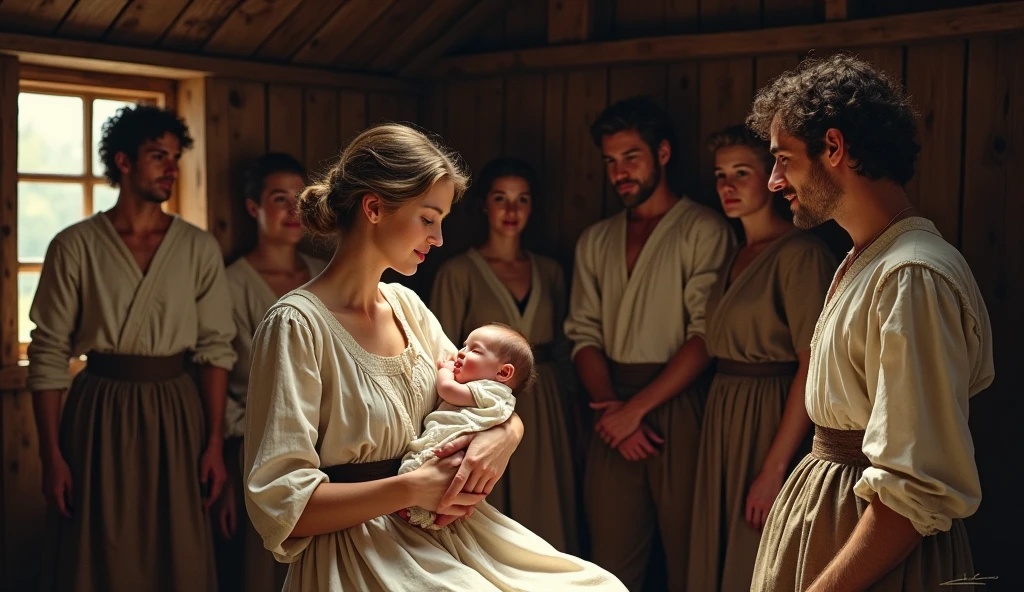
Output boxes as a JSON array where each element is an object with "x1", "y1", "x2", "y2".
[
  {"x1": 321, "y1": 459, "x2": 401, "y2": 483},
  {"x1": 716, "y1": 359, "x2": 799, "y2": 377},
  {"x1": 86, "y1": 351, "x2": 186, "y2": 382},
  {"x1": 811, "y1": 425, "x2": 870, "y2": 468}
]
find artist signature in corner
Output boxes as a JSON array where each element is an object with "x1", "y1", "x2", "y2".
[{"x1": 939, "y1": 573, "x2": 999, "y2": 586}]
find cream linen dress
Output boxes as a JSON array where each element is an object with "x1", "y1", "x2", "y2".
[
  {"x1": 222, "y1": 252, "x2": 327, "y2": 592},
  {"x1": 243, "y1": 283, "x2": 627, "y2": 591}
]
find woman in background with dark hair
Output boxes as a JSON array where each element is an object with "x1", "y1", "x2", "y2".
[
  {"x1": 215, "y1": 153, "x2": 327, "y2": 592},
  {"x1": 430, "y1": 157, "x2": 580, "y2": 553},
  {"x1": 687, "y1": 125, "x2": 836, "y2": 591}
]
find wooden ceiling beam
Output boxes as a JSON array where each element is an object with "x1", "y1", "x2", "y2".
[
  {"x1": 398, "y1": 0, "x2": 517, "y2": 78},
  {"x1": 290, "y1": 0, "x2": 399, "y2": 67},
  {"x1": 334, "y1": 0, "x2": 433, "y2": 70},
  {"x1": 429, "y1": 2, "x2": 1024, "y2": 78},
  {"x1": 368, "y1": 0, "x2": 468, "y2": 72},
  {"x1": 0, "y1": 31, "x2": 420, "y2": 93},
  {"x1": 0, "y1": 0, "x2": 77, "y2": 35},
  {"x1": 105, "y1": 0, "x2": 192, "y2": 46},
  {"x1": 160, "y1": 0, "x2": 238, "y2": 52},
  {"x1": 202, "y1": 0, "x2": 306, "y2": 58},
  {"x1": 57, "y1": 0, "x2": 132, "y2": 39}
]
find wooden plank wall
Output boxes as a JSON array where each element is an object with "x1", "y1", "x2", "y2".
[
  {"x1": 426, "y1": 3, "x2": 1022, "y2": 587},
  {"x1": 0, "y1": 74, "x2": 418, "y2": 591},
  {"x1": 192, "y1": 80, "x2": 418, "y2": 264}
]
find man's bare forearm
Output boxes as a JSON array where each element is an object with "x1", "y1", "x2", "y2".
[
  {"x1": 808, "y1": 496, "x2": 922, "y2": 591},
  {"x1": 32, "y1": 390, "x2": 65, "y2": 461},
  {"x1": 198, "y1": 365, "x2": 228, "y2": 444},
  {"x1": 573, "y1": 346, "x2": 617, "y2": 403},
  {"x1": 627, "y1": 336, "x2": 711, "y2": 416}
]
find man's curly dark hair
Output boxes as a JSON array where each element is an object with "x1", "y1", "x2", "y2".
[
  {"x1": 98, "y1": 104, "x2": 194, "y2": 187},
  {"x1": 746, "y1": 53, "x2": 920, "y2": 185}
]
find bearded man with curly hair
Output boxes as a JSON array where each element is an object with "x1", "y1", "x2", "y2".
[{"x1": 746, "y1": 54, "x2": 994, "y2": 592}]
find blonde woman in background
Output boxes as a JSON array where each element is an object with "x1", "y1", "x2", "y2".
[{"x1": 688, "y1": 125, "x2": 835, "y2": 591}]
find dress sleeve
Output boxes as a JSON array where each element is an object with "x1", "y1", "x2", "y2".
[
  {"x1": 564, "y1": 231, "x2": 605, "y2": 359},
  {"x1": 428, "y1": 260, "x2": 469, "y2": 346},
  {"x1": 854, "y1": 265, "x2": 982, "y2": 535},
  {"x1": 192, "y1": 236, "x2": 237, "y2": 370},
  {"x1": 683, "y1": 214, "x2": 735, "y2": 340},
  {"x1": 243, "y1": 306, "x2": 328, "y2": 562},
  {"x1": 780, "y1": 240, "x2": 836, "y2": 351},
  {"x1": 26, "y1": 237, "x2": 80, "y2": 391}
]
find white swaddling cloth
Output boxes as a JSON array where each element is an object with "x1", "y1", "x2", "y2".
[{"x1": 399, "y1": 379, "x2": 516, "y2": 529}]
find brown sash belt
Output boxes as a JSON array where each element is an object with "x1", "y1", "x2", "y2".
[
  {"x1": 86, "y1": 351, "x2": 186, "y2": 382},
  {"x1": 717, "y1": 359, "x2": 799, "y2": 377},
  {"x1": 608, "y1": 362, "x2": 666, "y2": 397},
  {"x1": 811, "y1": 425, "x2": 871, "y2": 468},
  {"x1": 532, "y1": 342, "x2": 555, "y2": 365},
  {"x1": 321, "y1": 459, "x2": 401, "y2": 483}
]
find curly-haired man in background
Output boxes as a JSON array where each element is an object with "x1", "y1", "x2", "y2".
[
  {"x1": 746, "y1": 54, "x2": 994, "y2": 591},
  {"x1": 29, "y1": 105, "x2": 235, "y2": 591}
]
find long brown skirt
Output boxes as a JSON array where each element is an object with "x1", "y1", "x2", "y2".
[
  {"x1": 40, "y1": 361, "x2": 217, "y2": 592},
  {"x1": 751, "y1": 433, "x2": 973, "y2": 591},
  {"x1": 688, "y1": 362, "x2": 798, "y2": 592},
  {"x1": 486, "y1": 360, "x2": 579, "y2": 553}
]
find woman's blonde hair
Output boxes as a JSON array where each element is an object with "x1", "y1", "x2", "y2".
[{"x1": 298, "y1": 123, "x2": 469, "y2": 235}]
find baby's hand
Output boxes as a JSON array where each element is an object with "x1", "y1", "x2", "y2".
[{"x1": 436, "y1": 353, "x2": 457, "y2": 372}]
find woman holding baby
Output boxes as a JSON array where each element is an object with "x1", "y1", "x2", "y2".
[
  {"x1": 242, "y1": 124, "x2": 623, "y2": 591},
  {"x1": 429, "y1": 157, "x2": 580, "y2": 554}
]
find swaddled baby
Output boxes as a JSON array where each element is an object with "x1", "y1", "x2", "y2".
[{"x1": 399, "y1": 322, "x2": 536, "y2": 529}]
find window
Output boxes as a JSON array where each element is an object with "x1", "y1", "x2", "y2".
[{"x1": 16, "y1": 75, "x2": 171, "y2": 358}]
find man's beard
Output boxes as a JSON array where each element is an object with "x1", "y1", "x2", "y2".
[
  {"x1": 126, "y1": 173, "x2": 172, "y2": 204},
  {"x1": 617, "y1": 166, "x2": 661, "y2": 209},
  {"x1": 790, "y1": 159, "x2": 842, "y2": 229}
]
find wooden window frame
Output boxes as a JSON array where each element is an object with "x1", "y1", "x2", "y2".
[{"x1": 11, "y1": 67, "x2": 177, "y2": 363}]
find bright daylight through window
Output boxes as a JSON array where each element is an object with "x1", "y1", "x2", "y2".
[{"x1": 16, "y1": 83, "x2": 163, "y2": 357}]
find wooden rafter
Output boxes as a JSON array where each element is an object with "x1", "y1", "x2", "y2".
[
  {"x1": 201, "y1": 0, "x2": 306, "y2": 58},
  {"x1": 0, "y1": 31, "x2": 419, "y2": 93},
  {"x1": 429, "y1": 2, "x2": 1024, "y2": 78},
  {"x1": 398, "y1": 0, "x2": 517, "y2": 78},
  {"x1": 290, "y1": 0, "x2": 399, "y2": 66},
  {"x1": 368, "y1": 0, "x2": 468, "y2": 72}
]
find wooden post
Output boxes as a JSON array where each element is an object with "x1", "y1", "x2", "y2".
[
  {"x1": 0, "y1": 55, "x2": 19, "y2": 368},
  {"x1": 176, "y1": 78, "x2": 208, "y2": 231}
]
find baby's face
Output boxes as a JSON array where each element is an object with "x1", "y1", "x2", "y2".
[{"x1": 453, "y1": 327, "x2": 513, "y2": 385}]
